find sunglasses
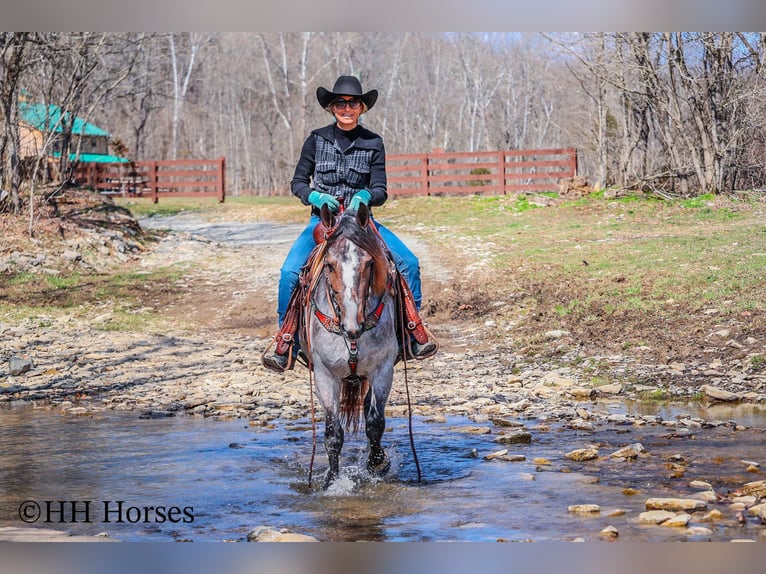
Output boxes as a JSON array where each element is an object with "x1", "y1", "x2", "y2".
[{"x1": 331, "y1": 98, "x2": 362, "y2": 110}]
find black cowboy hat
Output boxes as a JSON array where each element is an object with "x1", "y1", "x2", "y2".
[{"x1": 316, "y1": 75, "x2": 378, "y2": 111}]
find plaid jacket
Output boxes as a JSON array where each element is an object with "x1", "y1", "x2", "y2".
[{"x1": 291, "y1": 123, "x2": 388, "y2": 213}]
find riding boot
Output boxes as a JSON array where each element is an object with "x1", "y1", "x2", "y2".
[
  {"x1": 262, "y1": 351, "x2": 289, "y2": 373},
  {"x1": 396, "y1": 273, "x2": 437, "y2": 360},
  {"x1": 262, "y1": 287, "x2": 302, "y2": 373}
]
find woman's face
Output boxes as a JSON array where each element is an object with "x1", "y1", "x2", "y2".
[{"x1": 331, "y1": 97, "x2": 363, "y2": 130}]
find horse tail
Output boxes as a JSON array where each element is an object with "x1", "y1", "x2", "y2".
[{"x1": 339, "y1": 376, "x2": 369, "y2": 433}]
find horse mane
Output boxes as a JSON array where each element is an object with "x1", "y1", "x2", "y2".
[{"x1": 327, "y1": 212, "x2": 390, "y2": 298}]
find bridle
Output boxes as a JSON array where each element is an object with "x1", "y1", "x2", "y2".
[{"x1": 310, "y1": 237, "x2": 394, "y2": 381}]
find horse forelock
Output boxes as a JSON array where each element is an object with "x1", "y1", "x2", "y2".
[{"x1": 327, "y1": 214, "x2": 389, "y2": 297}]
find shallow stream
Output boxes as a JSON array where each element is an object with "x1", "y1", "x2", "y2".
[{"x1": 1, "y1": 403, "x2": 765, "y2": 542}]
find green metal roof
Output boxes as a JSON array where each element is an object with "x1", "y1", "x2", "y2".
[
  {"x1": 52, "y1": 152, "x2": 129, "y2": 163},
  {"x1": 19, "y1": 102, "x2": 110, "y2": 137}
]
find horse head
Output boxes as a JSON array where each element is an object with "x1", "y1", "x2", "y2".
[{"x1": 319, "y1": 203, "x2": 388, "y2": 340}]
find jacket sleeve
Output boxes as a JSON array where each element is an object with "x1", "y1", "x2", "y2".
[
  {"x1": 290, "y1": 135, "x2": 316, "y2": 205},
  {"x1": 367, "y1": 141, "x2": 388, "y2": 207}
]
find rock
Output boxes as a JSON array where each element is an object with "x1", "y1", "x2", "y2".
[
  {"x1": 566, "y1": 387, "x2": 596, "y2": 399},
  {"x1": 638, "y1": 510, "x2": 676, "y2": 524},
  {"x1": 595, "y1": 383, "x2": 622, "y2": 396},
  {"x1": 545, "y1": 330, "x2": 570, "y2": 339},
  {"x1": 138, "y1": 410, "x2": 176, "y2": 419},
  {"x1": 568, "y1": 504, "x2": 600, "y2": 514},
  {"x1": 609, "y1": 443, "x2": 645, "y2": 459},
  {"x1": 689, "y1": 480, "x2": 713, "y2": 490},
  {"x1": 566, "y1": 418, "x2": 595, "y2": 431},
  {"x1": 424, "y1": 415, "x2": 447, "y2": 424},
  {"x1": 484, "y1": 449, "x2": 508, "y2": 461},
  {"x1": 691, "y1": 491, "x2": 718, "y2": 503},
  {"x1": 662, "y1": 513, "x2": 692, "y2": 527},
  {"x1": 700, "y1": 384, "x2": 740, "y2": 402},
  {"x1": 9, "y1": 356, "x2": 34, "y2": 376},
  {"x1": 606, "y1": 414, "x2": 630, "y2": 424},
  {"x1": 490, "y1": 417, "x2": 524, "y2": 428},
  {"x1": 246, "y1": 526, "x2": 318, "y2": 542},
  {"x1": 60, "y1": 407, "x2": 89, "y2": 416},
  {"x1": 565, "y1": 447, "x2": 599, "y2": 461},
  {"x1": 741, "y1": 480, "x2": 766, "y2": 498},
  {"x1": 747, "y1": 502, "x2": 766, "y2": 520},
  {"x1": 732, "y1": 495, "x2": 757, "y2": 507},
  {"x1": 645, "y1": 498, "x2": 707, "y2": 512},
  {"x1": 685, "y1": 526, "x2": 713, "y2": 538},
  {"x1": 599, "y1": 525, "x2": 619, "y2": 540},
  {"x1": 493, "y1": 430, "x2": 532, "y2": 444},
  {"x1": 452, "y1": 426, "x2": 492, "y2": 435},
  {"x1": 701, "y1": 509, "x2": 724, "y2": 522},
  {"x1": 62, "y1": 249, "x2": 82, "y2": 262}
]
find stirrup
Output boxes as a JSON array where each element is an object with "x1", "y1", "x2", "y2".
[
  {"x1": 412, "y1": 339, "x2": 437, "y2": 358},
  {"x1": 262, "y1": 352, "x2": 289, "y2": 373},
  {"x1": 398, "y1": 337, "x2": 437, "y2": 363}
]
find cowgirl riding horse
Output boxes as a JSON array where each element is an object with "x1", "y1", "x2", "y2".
[{"x1": 262, "y1": 75, "x2": 436, "y2": 372}]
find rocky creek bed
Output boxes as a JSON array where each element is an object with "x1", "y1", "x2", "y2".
[{"x1": 2, "y1": 197, "x2": 766, "y2": 541}]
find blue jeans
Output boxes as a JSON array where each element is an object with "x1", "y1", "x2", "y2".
[{"x1": 277, "y1": 215, "x2": 422, "y2": 325}]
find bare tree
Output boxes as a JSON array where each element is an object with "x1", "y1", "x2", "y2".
[{"x1": 0, "y1": 32, "x2": 31, "y2": 214}]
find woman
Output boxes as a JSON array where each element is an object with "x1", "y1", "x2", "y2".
[{"x1": 262, "y1": 75, "x2": 436, "y2": 372}]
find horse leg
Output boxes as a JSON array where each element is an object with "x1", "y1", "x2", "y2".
[
  {"x1": 364, "y1": 392, "x2": 390, "y2": 476},
  {"x1": 323, "y1": 409, "x2": 344, "y2": 488}
]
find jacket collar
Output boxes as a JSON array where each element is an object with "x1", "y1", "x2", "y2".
[{"x1": 312, "y1": 123, "x2": 380, "y2": 150}]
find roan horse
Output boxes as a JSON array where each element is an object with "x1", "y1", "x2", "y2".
[{"x1": 300, "y1": 203, "x2": 399, "y2": 488}]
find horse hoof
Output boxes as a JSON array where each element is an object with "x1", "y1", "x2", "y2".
[
  {"x1": 323, "y1": 471, "x2": 339, "y2": 490},
  {"x1": 367, "y1": 455, "x2": 390, "y2": 477}
]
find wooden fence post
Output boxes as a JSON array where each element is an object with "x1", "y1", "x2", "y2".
[
  {"x1": 423, "y1": 153, "x2": 430, "y2": 195},
  {"x1": 572, "y1": 149, "x2": 579, "y2": 177},
  {"x1": 148, "y1": 160, "x2": 158, "y2": 203},
  {"x1": 498, "y1": 150, "x2": 506, "y2": 194},
  {"x1": 217, "y1": 156, "x2": 226, "y2": 203}
]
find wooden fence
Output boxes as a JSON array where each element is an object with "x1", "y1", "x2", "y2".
[
  {"x1": 74, "y1": 157, "x2": 226, "y2": 203},
  {"x1": 386, "y1": 148, "x2": 577, "y2": 196}
]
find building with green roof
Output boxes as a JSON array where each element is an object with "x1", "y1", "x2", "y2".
[{"x1": 19, "y1": 101, "x2": 129, "y2": 163}]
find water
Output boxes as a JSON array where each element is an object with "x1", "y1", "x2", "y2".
[{"x1": 1, "y1": 404, "x2": 765, "y2": 542}]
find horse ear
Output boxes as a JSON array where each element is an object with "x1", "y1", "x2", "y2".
[
  {"x1": 356, "y1": 203, "x2": 370, "y2": 227},
  {"x1": 320, "y1": 203, "x2": 335, "y2": 229}
]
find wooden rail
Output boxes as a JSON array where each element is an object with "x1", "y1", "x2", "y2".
[
  {"x1": 386, "y1": 148, "x2": 577, "y2": 196},
  {"x1": 74, "y1": 157, "x2": 226, "y2": 203}
]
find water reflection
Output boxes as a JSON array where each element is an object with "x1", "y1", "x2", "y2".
[{"x1": 0, "y1": 405, "x2": 764, "y2": 542}]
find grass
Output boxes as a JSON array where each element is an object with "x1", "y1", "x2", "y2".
[
  {"x1": 0, "y1": 267, "x2": 182, "y2": 330},
  {"x1": 385, "y1": 193, "x2": 765, "y2": 312}
]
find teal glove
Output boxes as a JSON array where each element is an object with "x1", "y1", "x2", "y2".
[
  {"x1": 348, "y1": 189, "x2": 371, "y2": 212},
  {"x1": 308, "y1": 190, "x2": 340, "y2": 212}
]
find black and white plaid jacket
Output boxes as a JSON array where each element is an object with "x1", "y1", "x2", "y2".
[{"x1": 291, "y1": 123, "x2": 388, "y2": 214}]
